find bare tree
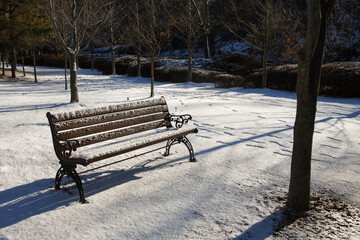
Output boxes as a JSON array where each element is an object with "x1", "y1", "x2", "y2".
[
  {"x1": 223, "y1": 0, "x2": 298, "y2": 88},
  {"x1": 288, "y1": 0, "x2": 336, "y2": 212},
  {"x1": 125, "y1": 0, "x2": 170, "y2": 97},
  {"x1": 168, "y1": 0, "x2": 207, "y2": 82},
  {"x1": 326, "y1": 0, "x2": 360, "y2": 61},
  {"x1": 1, "y1": 0, "x2": 21, "y2": 78},
  {"x1": 123, "y1": 0, "x2": 142, "y2": 76},
  {"x1": 47, "y1": 0, "x2": 111, "y2": 102},
  {"x1": 98, "y1": 0, "x2": 126, "y2": 75},
  {"x1": 23, "y1": 0, "x2": 52, "y2": 83}
]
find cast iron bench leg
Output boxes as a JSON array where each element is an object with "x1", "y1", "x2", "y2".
[
  {"x1": 164, "y1": 136, "x2": 196, "y2": 162},
  {"x1": 55, "y1": 164, "x2": 88, "y2": 203}
]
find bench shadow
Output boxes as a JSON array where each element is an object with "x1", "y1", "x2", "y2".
[
  {"x1": 0, "y1": 156, "x2": 185, "y2": 228},
  {"x1": 234, "y1": 207, "x2": 299, "y2": 240},
  {"x1": 0, "y1": 103, "x2": 67, "y2": 113}
]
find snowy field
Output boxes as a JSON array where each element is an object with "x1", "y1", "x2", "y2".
[{"x1": 0, "y1": 66, "x2": 359, "y2": 239}]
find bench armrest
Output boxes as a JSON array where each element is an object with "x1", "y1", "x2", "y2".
[
  {"x1": 167, "y1": 114, "x2": 193, "y2": 128},
  {"x1": 54, "y1": 138, "x2": 80, "y2": 160}
]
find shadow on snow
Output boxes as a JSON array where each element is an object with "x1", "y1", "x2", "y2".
[{"x1": 0, "y1": 154, "x2": 187, "y2": 228}]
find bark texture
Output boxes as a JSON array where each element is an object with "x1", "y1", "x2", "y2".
[{"x1": 288, "y1": 0, "x2": 336, "y2": 212}]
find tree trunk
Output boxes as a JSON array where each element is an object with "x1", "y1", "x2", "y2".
[
  {"x1": 22, "y1": 55, "x2": 26, "y2": 76},
  {"x1": 150, "y1": 59, "x2": 155, "y2": 97},
  {"x1": 111, "y1": 45, "x2": 116, "y2": 75},
  {"x1": 30, "y1": 17, "x2": 37, "y2": 83},
  {"x1": 110, "y1": 10, "x2": 116, "y2": 75},
  {"x1": 69, "y1": 53, "x2": 79, "y2": 102},
  {"x1": 262, "y1": 43, "x2": 267, "y2": 88},
  {"x1": 288, "y1": 0, "x2": 336, "y2": 212},
  {"x1": 137, "y1": 54, "x2": 141, "y2": 76},
  {"x1": 2, "y1": 56, "x2": 4, "y2": 76},
  {"x1": 204, "y1": 35, "x2": 211, "y2": 59},
  {"x1": 91, "y1": 43, "x2": 94, "y2": 71},
  {"x1": 65, "y1": 55, "x2": 68, "y2": 90},
  {"x1": 10, "y1": 47, "x2": 16, "y2": 78},
  {"x1": 187, "y1": 47, "x2": 193, "y2": 82},
  {"x1": 32, "y1": 50, "x2": 37, "y2": 83}
]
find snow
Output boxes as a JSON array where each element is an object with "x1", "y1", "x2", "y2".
[
  {"x1": 0, "y1": 66, "x2": 359, "y2": 239},
  {"x1": 73, "y1": 125, "x2": 198, "y2": 163}
]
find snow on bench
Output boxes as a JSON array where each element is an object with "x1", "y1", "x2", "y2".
[{"x1": 46, "y1": 97, "x2": 198, "y2": 203}]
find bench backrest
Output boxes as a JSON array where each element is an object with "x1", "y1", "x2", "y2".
[{"x1": 47, "y1": 97, "x2": 171, "y2": 148}]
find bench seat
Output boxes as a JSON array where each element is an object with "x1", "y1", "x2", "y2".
[
  {"x1": 71, "y1": 125, "x2": 198, "y2": 165},
  {"x1": 47, "y1": 97, "x2": 198, "y2": 203}
]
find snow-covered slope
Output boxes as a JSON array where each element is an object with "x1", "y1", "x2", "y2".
[{"x1": 0, "y1": 66, "x2": 359, "y2": 239}]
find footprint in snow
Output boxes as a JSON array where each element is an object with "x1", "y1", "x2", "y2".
[
  {"x1": 320, "y1": 144, "x2": 340, "y2": 149},
  {"x1": 224, "y1": 131, "x2": 234, "y2": 136},
  {"x1": 326, "y1": 136, "x2": 341, "y2": 142},
  {"x1": 274, "y1": 151, "x2": 291, "y2": 157},
  {"x1": 246, "y1": 144, "x2": 265, "y2": 149}
]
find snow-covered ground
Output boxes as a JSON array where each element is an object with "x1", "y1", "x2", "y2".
[{"x1": 0, "y1": 66, "x2": 359, "y2": 239}]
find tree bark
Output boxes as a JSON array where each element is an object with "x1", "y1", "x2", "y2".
[
  {"x1": 111, "y1": 44, "x2": 116, "y2": 75},
  {"x1": 288, "y1": 0, "x2": 336, "y2": 212},
  {"x1": 137, "y1": 54, "x2": 141, "y2": 76},
  {"x1": 65, "y1": 54, "x2": 68, "y2": 90},
  {"x1": 262, "y1": 44, "x2": 267, "y2": 88},
  {"x1": 2, "y1": 55, "x2": 4, "y2": 76},
  {"x1": 32, "y1": 51, "x2": 37, "y2": 83},
  {"x1": 187, "y1": 46, "x2": 193, "y2": 82},
  {"x1": 69, "y1": 53, "x2": 79, "y2": 102},
  {"x1": 204, "y1": 34, "x2": 211, "y2": 59},
  {"x1": 30, "y1": 17, "x2": 37, "y2": 83},
  {"x1": 22, "y1": 55, "x2": 25, "y2": 76},
  {"x1": 10, "y1": 47, "x2": 16, "y2": 78},
  {"x1": 150, "y1": 58, "x2": 155, "y2": 97}
]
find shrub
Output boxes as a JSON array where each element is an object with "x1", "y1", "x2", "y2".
[
  {"x1": 213, "y1": 74, "x2": 244, "y2": 88},
  {"x1": 44, "y1": 55, "x2": 66, "y2": 68},
  {"x1": 224, "y1": 53, "x2": 262, "y2": 69},
  {"x1": 320, "y1": 62, "x2": 360, "y2": 98},
  {"x1": 244, "y1": 72, "x2": 263, "y2": 88},
  {"x1": 267, "y1": 64, "x2": 297, "y2": 91},
  {"x1": 154, "y1": 66, "x2": 188, "y2": 82},
  {"x1": 192, "y1": 69, "x2": 219, "y2": 83}
]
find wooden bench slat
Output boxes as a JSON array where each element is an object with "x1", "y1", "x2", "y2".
[
  {"x1": 52, "y1": 97, "x2": 167, "y2": 122},
  {"x1": 46, "y1": 97, "x2": 198, "y2": 203},
  {"x1": 78, "y1": 120, "x2": 168, "y2": 147},
  {"x1": 57, "y1": 112, "x2": 169, "y2": 140},
  {"x1": 84, "y1": 126, "x2": 199, "y2": 164},
  {"x1": 54, "y1": 105, "x2": 169, "y2": 131}
]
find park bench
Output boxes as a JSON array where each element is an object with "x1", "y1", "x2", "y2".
[{"x1": 46, "y1": 97, "x2": 198, "y2": 203}]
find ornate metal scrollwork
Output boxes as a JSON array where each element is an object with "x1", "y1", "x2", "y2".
[
  {"x1": 55, "y1": 163, "x2": 87, "y2": 203},
  {"x1": 56, "y1": 140, "x2": 80, "y2": 159},
  {"x1": 167, "y1": 114, "x2": 193, "y2": 128},
  {"x1": 164, "y1": 136, "x2": 196, "y2": 162}
]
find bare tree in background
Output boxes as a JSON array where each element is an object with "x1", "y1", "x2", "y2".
[
  {"x1": 326, "y1": 0, "x2": 360, "y2": 61},
  {"x1": 223, "y1": 0, "x2": 298, "y2": 88},
  {"x1": 168, "y1": 0, "x2": 206, "y2": 82},
  {"x1": 98, "y1": 0, "x2": 126, "y2": 75},
  {"x1": 123, "y1": 0, "x2": 142, "y2": 76},
  {"x1": 125, "y1": 0, "x2": 170, "y2": 97},
  {"x1": 23, "y1": 0, "x2": 52, "y2": 83},
  {"x1": 47, "y1": 0, "x2": 111, "y2": 102}
]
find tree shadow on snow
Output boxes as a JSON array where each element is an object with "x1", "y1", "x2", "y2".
[
  {"x1": 0, "y1": 155, "x2": 185, "y2": 228},
  {"x1": 234, "y1": 206, "x2": 299, "y2": 240}
]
